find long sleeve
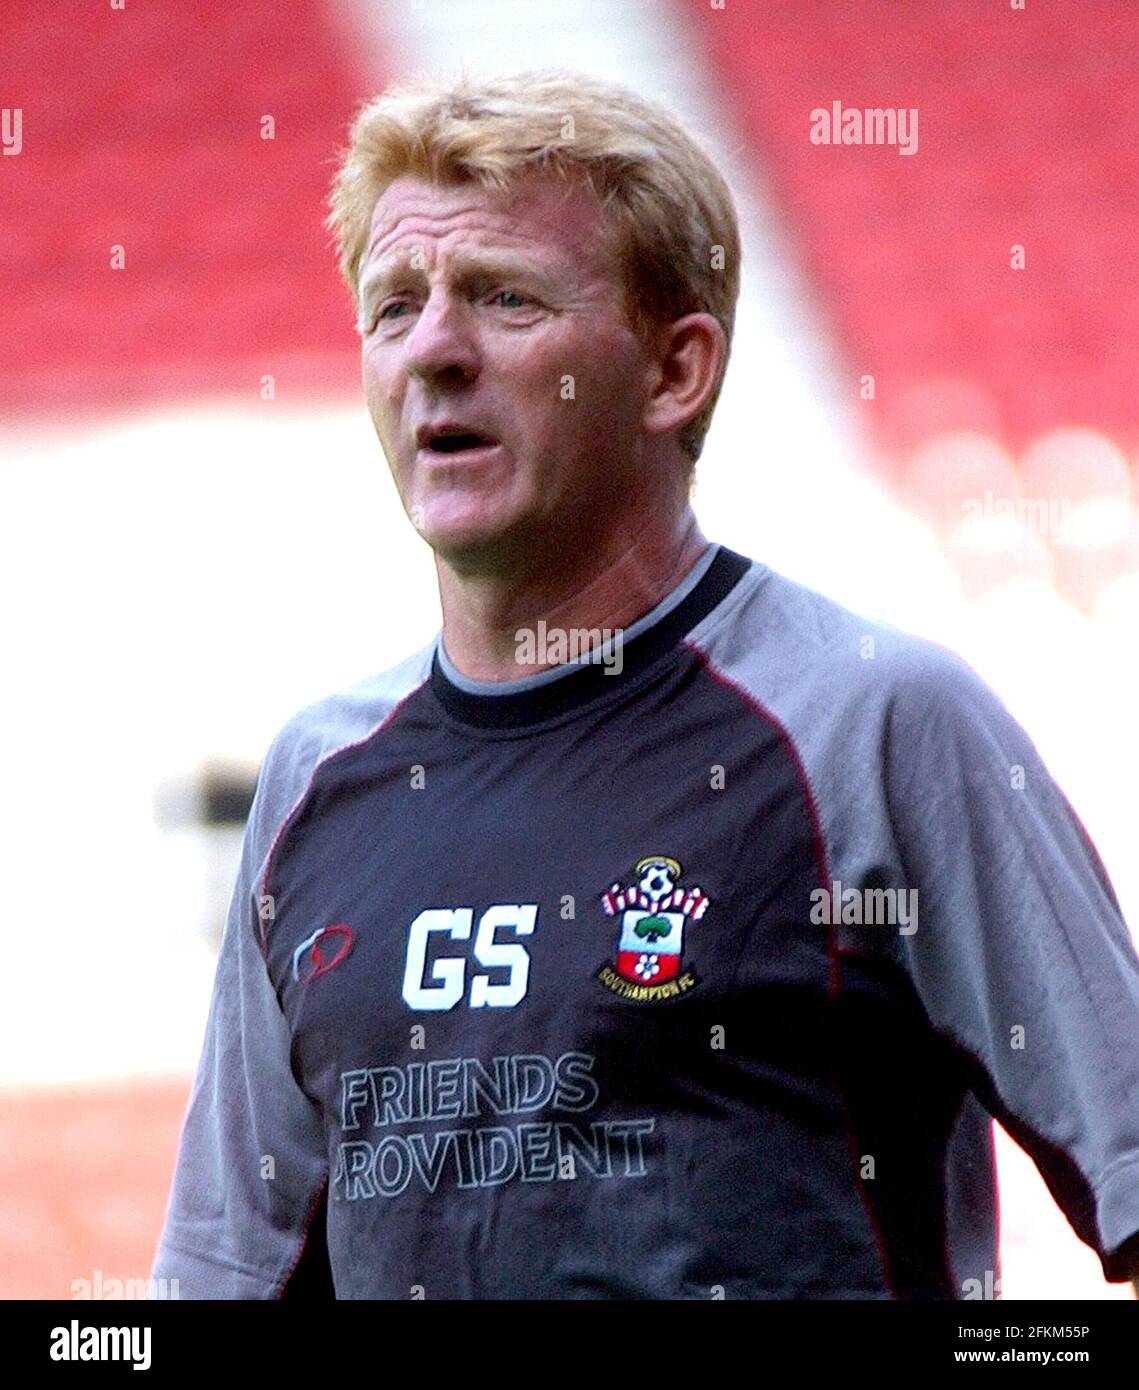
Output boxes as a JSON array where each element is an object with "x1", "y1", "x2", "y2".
[
  {"x1": 151, "y1": 735, "x2": 331, "y2": 1298},
  {"x1": 885, "y1": 652, "x2": 1139, "y2": 1281}
]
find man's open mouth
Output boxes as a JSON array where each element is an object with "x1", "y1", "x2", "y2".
[
  {"x1": 426, "y1": 432, "x2": 494, "y2": 453},
  {"x1": 417, "y1": 424, "x2": 500, "y2": 455}
]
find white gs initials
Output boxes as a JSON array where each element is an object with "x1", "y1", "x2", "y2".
[{"x1": 402, "y1": 904, "x2": 537, "y2": 1010}]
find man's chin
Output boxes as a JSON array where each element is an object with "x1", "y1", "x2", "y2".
[
  {"x1": 411, "y1": 507, "x2": 545, "y2": 575},
  {"x1": 413, "y1": 510, "x2": 513, "y2": 566}
]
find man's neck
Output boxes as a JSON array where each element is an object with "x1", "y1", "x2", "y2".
[{"x1": 435, "y1": 509, "x2": 709, "y2": 682}]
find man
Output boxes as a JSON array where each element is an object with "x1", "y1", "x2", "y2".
[{"x1": 153, "y1": 70, "x2": 1139, "y2": 1299}]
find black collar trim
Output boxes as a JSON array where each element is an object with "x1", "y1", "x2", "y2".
[{"x1": 430, "y1": 546, "x2": 752, "y2": 730}]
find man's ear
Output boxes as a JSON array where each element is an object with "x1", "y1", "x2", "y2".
[{"x1": 641, "y1": 313, "x2": 725, "y2": 443}]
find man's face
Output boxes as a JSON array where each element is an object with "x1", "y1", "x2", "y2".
[{"x1": 358, "y1": 172, "x2": 658, "y2": 566}]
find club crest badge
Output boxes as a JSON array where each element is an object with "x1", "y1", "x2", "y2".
[{"x1": 597, "y1": 856, "x2": 708, "y2": 1002}]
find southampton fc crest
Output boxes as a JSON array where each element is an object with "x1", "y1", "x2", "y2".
[{"x1": 596, "y1": 856, "x2": 708, "y2": 1002}]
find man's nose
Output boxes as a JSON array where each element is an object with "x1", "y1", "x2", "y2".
[{"x1": 402, "y1": 291, "x2": 480, "y2": 383}]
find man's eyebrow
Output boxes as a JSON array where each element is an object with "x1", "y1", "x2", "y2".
[{"x1": 357, "y1": 254, "x2": 559, "y2": 308}]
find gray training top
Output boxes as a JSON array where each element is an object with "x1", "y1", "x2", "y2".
[{"x1": 153, "y1": 543, "x2": 1139, "y2": 1298}]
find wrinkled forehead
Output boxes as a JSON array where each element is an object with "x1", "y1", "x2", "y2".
[{"x1": 363, "y1": 169, "x2": 620, "y2": 271}]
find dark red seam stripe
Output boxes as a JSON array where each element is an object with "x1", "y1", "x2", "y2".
[
  {"x1": 684, "y1": 639, "x2": 899, "y2": 1298},
  {"x1": 257, "y1": 679, "x2": 430, "y2": 952},
  {"x1": 275, "y1": 1169, "x2": 330, "y2": 1300}
]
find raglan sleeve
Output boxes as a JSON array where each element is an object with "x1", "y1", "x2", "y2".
[
  {"x1": 883, "y1": 646, "x2": 1139, "y2": 1282},
  {"x1": 151, "y1": 723, "x2": 331, "y2": 1298}
]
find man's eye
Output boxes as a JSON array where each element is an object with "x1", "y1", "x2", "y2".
[
  {"x1": 363, "y1": 300, "x2": 408, "y2": 332},
  {"x1": 491, "y1": 289, "x2": 532, "y2": 308}
]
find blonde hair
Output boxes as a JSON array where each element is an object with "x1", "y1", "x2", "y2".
[{"x1": 326, "y1": 69, "x2": 742, "y2": 466}]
